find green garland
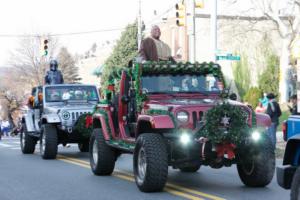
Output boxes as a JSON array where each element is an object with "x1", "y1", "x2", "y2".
[
  {"x1": 197, "y1": 103, "x2": 250, "y2": 145},
  {"x1": 141, "y1": 61, "x2": 225, "y2": 84},
  {"x1": 73, "y1": 113, "x2": 93, "y2": 138},
  {"x1": 146, "y1": 109, "x2": 177, "y2": 128},
  {"x1": 133, "y1": 63, "x2": 148, "y2": 111}
]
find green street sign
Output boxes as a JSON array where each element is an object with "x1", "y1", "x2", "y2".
[{"x1": 216, "y1": 54, "x2": 240, "y2": 61}]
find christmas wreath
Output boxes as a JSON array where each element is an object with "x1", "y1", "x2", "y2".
[
  {"x1": 73, "y1": 113, "x2": 93, "y2": 138},
  {"x1": 198, "y1": 103, "x2": 250, "y2": 145}
]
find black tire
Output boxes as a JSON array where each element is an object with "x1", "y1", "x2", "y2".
[
  {"x1": 133, "y1": 133, "x2": 168, "y2": 192},
  {"x1": 20, "y1": 123, "x2": 36, "y2": 154},
  {"x1": 291, "y1": 167, "x2": 300, "y2": 200},
  {"x1": 179, "y1": 164, "x2": 201, "y2": 173},
  {"x1": 89, "y1": 128, "x2": 116, "y2": 175},
  {"x1": 78, "y1": 141, "x2": 89, "y2": 152},
  {"x1": 40, "y1": 124, "x2": 58, "y2": 159},
  {"x1": 237, "y1": 135, "x2": 275, "y2": 187}
]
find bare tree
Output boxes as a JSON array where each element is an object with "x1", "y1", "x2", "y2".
[
  {"x1": 223, "y1": 0, "x2": 300, "y2": 102},
  {"x1": 0, "y1": 68, "x2": 27, "y2": 127},
  {"x1": 8, "y1": 35, "x2": 59, "y2": 87}
]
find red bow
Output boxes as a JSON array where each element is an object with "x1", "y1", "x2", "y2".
[
  {"x1": 215, "y1": 143, "x2": 236, "y2": 160},
  {"x1": 85, "y1": 115, "x2": 93, "y2": 128}
]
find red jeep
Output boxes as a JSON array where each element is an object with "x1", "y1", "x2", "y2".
[{"x1": 88, "y1": 62, "x2": 274, "y2": 192}]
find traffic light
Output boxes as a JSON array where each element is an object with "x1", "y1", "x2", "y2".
[
  {"x1": 175, "y1": 2, "x2": 185, "y2": 26},
  {"x1": 195, "y1": 0, "x2": 204, "y2": 8},
  {"x1": 43, "y1": 39, "x2": 48, "y2": 56}
]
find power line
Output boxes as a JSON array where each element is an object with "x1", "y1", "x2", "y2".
[{"x1": 0, "y1": 25, "x2": 137, "y2": 38}]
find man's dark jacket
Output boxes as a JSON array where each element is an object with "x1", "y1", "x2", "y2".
[{"x1": 266, "y1": 100, "x2": 282, "y2": 124}]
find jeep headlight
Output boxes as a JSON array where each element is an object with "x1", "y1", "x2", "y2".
[
  {"x1": 180, "y1": 133, "x2": 191, "y2": 145},
  {"x1": 177, "y1": 111, "x2": 189, "y2": 123},
  {"x1": 251, "y1": 131, "x2": 261, "y2": 142},
  {"x1": 47, "y1": 107, "x2": 59, "y2": 114}
]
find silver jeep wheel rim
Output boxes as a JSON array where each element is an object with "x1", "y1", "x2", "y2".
[
  {"x1": 137, "y1": 147, "x2": 147, "y2": 183},
  {"x1": 40, "y1": 132, "x2": 46, "y2": 155},
  {"x1": 92, "y1": 140, "x2": 98, "y2": 165}
]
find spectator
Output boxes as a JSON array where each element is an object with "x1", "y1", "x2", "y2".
[
  {"x1": 266, "y1": 93, "x2": 282, "y2": 149},
  {"x1": 288, "y1": 94, "x2": 299, "y2": 115},
  {"x1": 260, "y1": 93, "x2": 269, "y2": 109},
  {"x1": 255, "y1": 101, "x2": 266, "y2": 113},
  {"x1": 1, "y1": 120, "x2": 11, "y2": 137},
  {"x1": 229, "y1": 93, "x2": 237, "y2": 101}
]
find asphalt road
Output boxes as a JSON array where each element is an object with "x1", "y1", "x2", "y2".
[{"x1": 0, "y1": 137, "x2": 290, "y2": 200}]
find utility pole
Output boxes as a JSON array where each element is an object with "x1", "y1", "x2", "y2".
[
  {"x1": 211, "y1": 0, "x2": 217, "y2": 62},
  {"x1": 137, "y1": 0, "x2": 142, "y2": 49},
  {"x1": 188, "y1": 0, "x2": 196, "y2": 63}
]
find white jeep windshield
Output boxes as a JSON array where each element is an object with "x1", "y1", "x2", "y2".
[
  {"x1": 45, "y1": 86, "x2": 99, "y2": 102},
  {"x1": 141, "y1": 74, "x2": 223, "y2": 94}
]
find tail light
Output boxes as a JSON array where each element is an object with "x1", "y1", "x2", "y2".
[{"x1": 282, "y1": 121, "x2": 287, "y2": 141}]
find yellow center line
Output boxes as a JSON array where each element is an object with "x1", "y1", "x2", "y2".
[{"x1": 57, "y1": 155, "x2": 225, "y2": 200}]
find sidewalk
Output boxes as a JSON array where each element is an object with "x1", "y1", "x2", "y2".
[{"x1": 276, "y1": 131, "x2": 286, "y2": 150}]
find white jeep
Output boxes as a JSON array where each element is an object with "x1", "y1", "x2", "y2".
[{"x1": 20, "y1": 84, "x2": 99, "y2": 159}]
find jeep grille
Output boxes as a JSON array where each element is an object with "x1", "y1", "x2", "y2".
[{"x1": 71, "y1": 111, "x2": 88, "y2": 121}]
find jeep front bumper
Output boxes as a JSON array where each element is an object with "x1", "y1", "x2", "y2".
[{"x1": 277, "y1": 165, "x2": 297, "y2": 189}]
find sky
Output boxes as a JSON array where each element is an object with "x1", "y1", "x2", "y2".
[{"x1": 0, "y1": 0, "x2": 178, "y2": 67}]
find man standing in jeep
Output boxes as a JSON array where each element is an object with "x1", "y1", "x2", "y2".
[
  {"x1": 45, "y1": 60, "x2": 64, "y2": 85},
  {"x1": 139, "y1": 25, "x2": 173, "y2": 62}
]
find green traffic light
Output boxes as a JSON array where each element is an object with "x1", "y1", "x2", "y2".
[{"x1": 44, "y1": 50, "x2": 48, "y2": 56}]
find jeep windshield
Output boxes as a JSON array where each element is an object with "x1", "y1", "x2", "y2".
[
  {"x1": 45, "y1": 86, "x2": 99, "y2": 103},
  {"x1": 141, "y1": 74, "x2": 223, "y2": 94}
]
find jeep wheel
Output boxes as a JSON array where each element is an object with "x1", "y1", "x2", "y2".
[
  {"x1": 133, "y1": 133, "x2": 168, "y2": 192},
  {"x1": 40, "y1": 124, "x2": 58, "y2": 159},
  {"x1": 179, "y1": 164, "x2": 201, "y2": 173},
  {"x1": 20, "y1": 123, "x2": 36, "y2": 154},
  {"x1": 89, "y1": 128, "x2": 115, "y2": 175},
  {"x1": 78, "y1": 141, "x2": 89, "y2": 152},
  {"x1": 291, "y1": 167, "x2": 300, "y2": 200},
  {"x1": 237, "y1": 135, "x2": 275, "y2": 187}
]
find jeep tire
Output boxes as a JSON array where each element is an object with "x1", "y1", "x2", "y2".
[
  {"x1": 291, "y1": 167, "x2": 300, "y2": 200},
  {"x1": 179, "y1": 164, "x2": 201, "y2": 173},
  {"x1": 89, "y1": 128, "x2": 116, "y2": 175},
  {"x1": 40, "y1": 124, "x2": 58, "y2": 159},
  {"x1": 20, "y1": 123, "x2": 36, "y2": 154},
  {"x1": 78, "y1": 141, "x2": 89, "y2": 152},
  {"x1": 237, "y1": 135, "x2": 275, "y2": 187},
  {"x1": 133, "y1": 133, "x2": 168, "y2": 192}
]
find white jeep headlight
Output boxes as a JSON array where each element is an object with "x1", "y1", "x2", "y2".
[
  {"x1": 177, "y1": 111, "x2": 189, "y2": 123},
  {"x1": 180, "y1": 133, "x2": 191, "y2": 145},
  {"x1": 251, "y1": 131, "x2": 261, "y2": 141}
]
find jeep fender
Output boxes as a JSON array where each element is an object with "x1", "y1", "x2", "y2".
[
  {"x1": 256, "y1": 113, "x2": 271, "y2": 127},
  {"x1": 137, "y1": 115, "x2": 175, "y2": 134},
  {"x1": 42, "y1": 114, "x2": 60, "y2": 124},
  {"x1": 283, "y1": 134, "x2": 300, "y2": 166},
  {"x1": 24, "y1": 111, "x2": 35, "y2": 132},
  {"x1": 93, "y1": 114, "x2": 110, "y2": 140}
]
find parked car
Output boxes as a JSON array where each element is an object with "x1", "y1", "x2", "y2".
[{"x1": 277, "y1": 115, "x2": 300, "y2": 200}]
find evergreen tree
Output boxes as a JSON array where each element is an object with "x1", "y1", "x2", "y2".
[
  {"x1": 101, "y1": 22, "x2": 138, "y2": 85},
  {"x1": 57, "y1": 47, "x2": 81, "y2": 83}
]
